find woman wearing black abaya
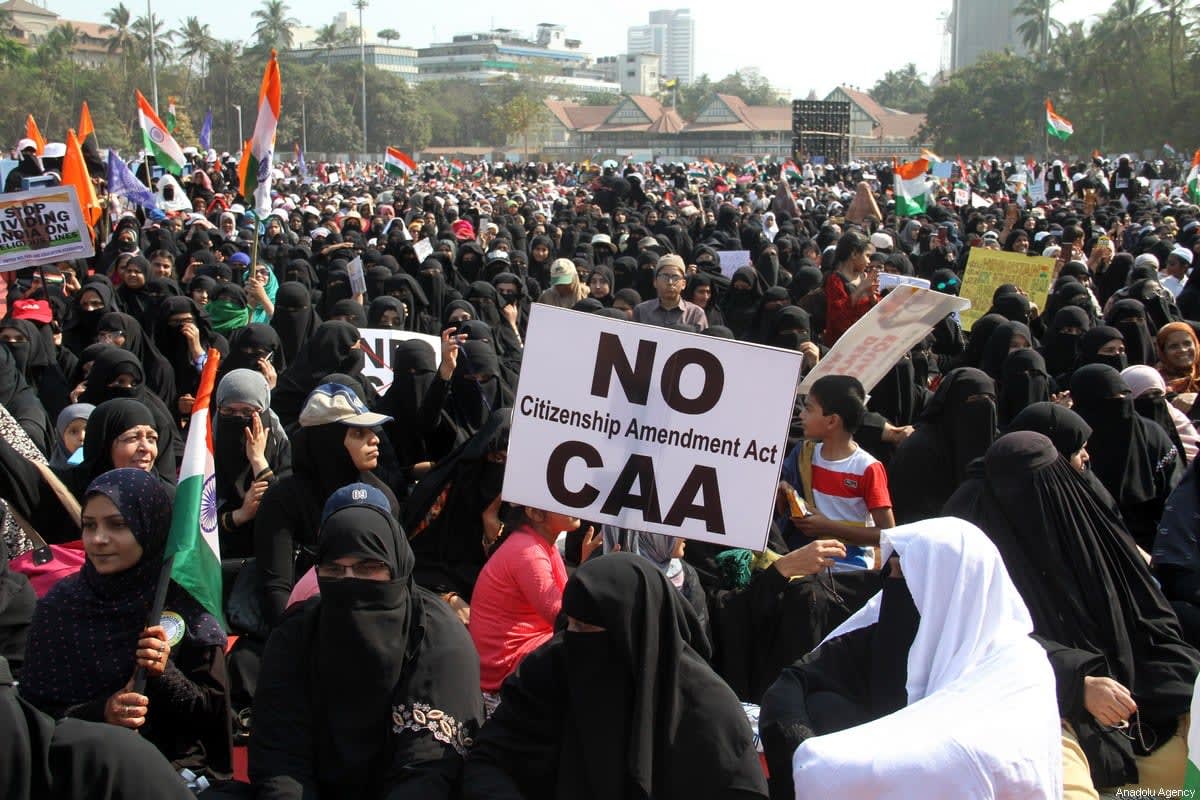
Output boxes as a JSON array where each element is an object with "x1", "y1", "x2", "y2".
[
  {"x1": 960, "y1": 313, "x2": 1006, "y2": 370},
  {"x1": 76, "y1": 350, "x2": 182, "y2": 478},
  {"x1": 979, "y1": 320, "x2": 1033, "y2": 380},
  {"x1": 112, "y1": 255, "x2": 156, "y2": 329},
  {"x1": 887, "y1": 368, "x2": 997, "y2": 524},
  {"x1": 272, "y1": 281, "x2": 321, "y2": 366},
  {"x1": 96, "y1": 312, "x2": 177, "y2": 409},
  {"x1": 997, "y1": 348, "x2": 1052, "y2": 424},
  {"x1": 1107, "y1": 299, "x2": 1157, "y2": 367},
  {"x1": 318, "y1": 267, "x2": 352, "y2": 319},
  {"x1": 151, "y1": 297, "x2": 228, "y2": 411},
  {"x1": 378, "y1": 340, "x2": 456, "y2": 475},
  {"x1": 422, "y1": 338, "x2": 514, "y2": 444},
  {"x1": 1069, "y1": 364, "x2": 1183, "y2": 550},
  {"x1": 218, "y1": 324, "x2": 284, "y2": 389},
  {"x1": 54, "y1": 397, "x2": 176, "y2": 504},
  {"x1": 271, "y1": 321, "x2": 372, "y2": 430},
  {"x1": 403, "y1": 410, "x2": 510, "y2": 598},
  {"x1": 943, "y1": 432, "x2": 1200, "y2": 791},
  {"x1": 462, "y1": 553, "x2": 768, "y2": 800},
  {"x1": 251, "y1": 484, "x2": 484, "y2": 799},
  {"x1": 465, "y1": 281, "x2": 523, "y2": 370},
  {"x1": 720, "y1": 267, "x2": 765, "y2": 341},
  {"x1": 1039, "y1": 306, "x2": 1091, "y2": 377},
  {"x1": 62, "y1": 281, "x2": 120, "y2": 356},
  {"x1": 384, "y1": 273, "x2": 437, "y2": 334},
  {"x1": 683, "y1": 272, "x2": 725, "y2": 328},
  {"x1": 327, "y1": 299, "x2": 368, "y2": 328},
  {"x1": 366, "y1": 296, "x2": 406, "y2": 329},
  {"x1": 0, "y1": 317, "x2": 71, "y2": 423}
]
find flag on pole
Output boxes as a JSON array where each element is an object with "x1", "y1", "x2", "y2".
[
  {"x1": 77, "y1": 101, "x2": 104, "y2": 177},
  {"x1": 24, "y1": 115, "x2": 45, "y2": 155},
  {"x1": 199, "y1": 109, "x2": 213, "y2": 151},
  {"x1": 294, "y1": 141, "x2": 306, "y2": 180},
  {"x1": 137, "y1": 90, "x2": 186, "y2": 174},
  {"x1": 782, "y1": 159, "x2": 801, "y2": 181},
  {"x1": 239, "y1": 50, "x2": 282, "y2": 217},
  {"x1": 166, "y1": 349, "x2": 225, "y2": 626},
  {"x1": 384, "y1": 146, "x2": 416, "y2": 176},
  {"x1": 63, "y1": 129, "x2": 101, "y2": 228},
  {"x1": 449, "y1": 159, "x2": 464, "y2": 177},
  {"x1": 106, "y1": 149, "x2": 158, "y2": 210},
  {"x1": 920, "y1": 148, "x2": 942, "y2": 163},
  {"x1": 1187, "y1": 150, "x2": 1200, "y2": 204},
  {"x1": 1045, "y1": 100, "x2": 1073, "y2": 141},
  {"x1": 77, "y1": 102, "x2": 95, "y2": 144},
  {"x1": 166, "y1": 97, "x2": 177, "y2": 133},
  {"x1": 894, "y1": 158, "x2": 931, "y2": 216}
]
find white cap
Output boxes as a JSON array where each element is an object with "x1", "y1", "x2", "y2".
[{"x1": 869, "y1": 232, "x2": 893, "y2": 251}]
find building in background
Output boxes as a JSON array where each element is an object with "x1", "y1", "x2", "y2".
[
  {"x1": 0, "y1": 0, "x2": 118, "y2": 68},
  {"x1": 595, "y1": 53, "x2": 661, "y2": 96},
  {"x1": 414, "y1": 23, "x2": 619, "y2": 93},
  {"x1": 950, "y1": 0, "x2": 1028, "y2": 71},
  {"x1": 627, "y1": 8, "x2": 694, "y2": 86},
  {"x1": 285, "y1": 43, "x2": 418, "y2": 77},
  {"x1": 823, "y1": 86, "x2": 926, "y2": 159}
]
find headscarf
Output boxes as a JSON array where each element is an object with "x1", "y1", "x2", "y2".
[
  {"x1": 719, "y1": 267, "x2": 764, "y2": 340},
  {"x1": 151, "y1": 296, "x2": 222, "y2": 400},
  {"x1": 62, "y1": 281, "x2": 119, "y2": 355},
  {"x1": 0, "y1": 316, "x2": 71, "y2": 421},
  {"x1": 997, "y1": 348, "x2": 1051, "y2": 424},
  {"x1": 49, "y1": 403, "x2": 94, "y2": 470},
  {"x1": 378, "y1": 339, "x2": 440, "y2": 466},
  {"x1": 310, "y1": 497, "x2": 417, "y2": 790},
  {"x1": 271, "y1": 321, "x2": 367, "y2": 428},
  {"x1": 74, "y1": 360, "x2": 178, "y2": 487},
  {"x1": 1156, "y1": 322, "x2": 1200, "y2": 395},
  {"x1": 1123, "y1": 364, "x2": 1198, "y2": 464},
  {"x1": 1038, "y1": 306, "x2": 1090, "y2": 377},
  {"x1": 96, "y1": 312, "x2": 177, "y2": 406},
  {"x1": 20, "y1": 468, "x2": 224, "y2": 708},
  {"x1": 249, "y1": 267, "x2": 279, "y2": 324},
  {"x1": 962, "y1": 314, "x2": 1006, "y2": 369},
  {"x1": 206, "y1": 285, "x2": 252, "y2": 336},
  {"x1": 943, "y1": 432, "x2": 1199, "y2": 787},
  {"x1": 220, "y1": 323, "x2": 283, "y2": 381},
  {"x1": 271, "y1": 281, "x2": 322, "y2": 365},
  {"x1": 448, "y1": 340, "x2": 510, "y2": 438},
  {"x1": 328, "y1": 299, "x2": 368, "y2": 329},
  {"x1": 213, "y1": 369, "x2": 289, "y2": 514},
  {"x1": 979, "y1": 321, "x2": 1032, "y2": 380},
  {"x1": 1106, "y1": 299, "x2": 1156, "y2": 367},
  {"x1": 367, "y1": 296, "x2": 406, "y2": 329},
  {"x1": 1075, "y1": 325, "x2": 1128, "y2": 374}
]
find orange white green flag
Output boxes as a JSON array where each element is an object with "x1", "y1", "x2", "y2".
[{"x1": 238, "y1": 50, "x2": 281, "y2": 216}]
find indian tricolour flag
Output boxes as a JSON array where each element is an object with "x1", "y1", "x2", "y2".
[
  {"x1": 137, "y1": 90, "x2": 185, "y2": 175},
  {"x1": 385, "y1": 147, "x2": 416, "y2": 176},
  {"x1": 166, "y1": 348, "x2": 224, "y2": 626},
  {"x1": 238, "y1": 50, "x2": 281, "y2": 217},
  {"x1": 449, "y1": 159, "x2": 464, "y2": 176},
  {"x1": 782, "y1": 159, "x2": 801, "y2": 181},
  {"x1": 165, "y1": 97, "x2": 177, "y2": 133},
  {"x1": 1045, "y1": 100, "x2": 1073, "y2": 141},
  {"x1": 894, "y1": 158, "x2": 930, "y2": 217},
  {"x1": 1187, "y1": 150, "x2": 1200, "y2": 204}
]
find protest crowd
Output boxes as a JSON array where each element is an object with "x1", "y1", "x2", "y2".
[{"x1": 5, "y1": 88, "x2": 1200, "y2": 800}]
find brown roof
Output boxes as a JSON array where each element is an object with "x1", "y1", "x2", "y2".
[
  {"x1": 544, "y1": 98, "x2": 615, "y2": 131},
  {"x1": 0, "y1": 0, "x2": 57, "y2": 17},
  {"x1": 545, "y1": 93, "x2": 789, "y2": 135},
  {"x1": 682, "y1": 94, "x2": 792, "y2": 133},
  {"x1": 829, "y1": 85, "x2": 927, "y2": 143}
]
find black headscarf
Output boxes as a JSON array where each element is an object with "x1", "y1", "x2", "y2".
[
  {"x1": 378, "y1": 339, "x2": 442, "y2": 468},
  {"x1": 1106, "y1": 299, "x2": 1156, "y2": 367},
  {"x1": 1038, "y1": 306, "x2": 1091, "y2": 377},
  {"x1": 0, "y1": 317, "x2": 71, "y2": 423},
  {"x1": 997, "y1": 348, "x2": 1051, "y2": 424},
  {"x1": 271, "y1": 321, "x2": 368, "y2": 429},
  {"x1": 868, "y1": 351, "x2": 928, "y2": 427},
  {"x1": 979, "y1": 321, "x2": 1032, "y2": 380},
  {"x1": 1070, "y1": 364, "x2": 1183, "y2": 548},
  {"x1": 220, "y1": 324, "x2": 283, "y2": 382},
  {"x1": 719, "y1": 267, "x2": 765, "y2": 340},
  {"x1": 62, "y1": 282, "x2": 119, "y2": 355},
  {"x1": 151, "y1": 296, "x2": 223, "y2": 400},
  {"x1": 962, "y1": 314, "x2": 1006, "y2": 370},
  {"x1": 465, "y1": 552, "x2": 764, "y2": 800},
  {"x1": 943, "y1": 432, "x2": 1199, "y2": 787},
  {"x1": 271, "y1": 281, "x2": 322, "y2": 365},
  {"x1": 21, "y1": 468, "x2": 224, "y2": 709},
  {"x1": 96, "y1": 311, "x2": 177, "y2": 406},
  {"x1": 448, "y1": 340, "x2": 511, "y2": 438},
  {"x1": 366, "y1": 296, "x2": 406, "y2": 329},
  {"x1": 887, "y1": 368, "x2": 997, "y2": 524},
  {"x1": 1074, "y1": 325, "x2": 1128, "y2": 374},
  {"x1": 328, "y1": 299, "x2": 368, "y2": 329}
]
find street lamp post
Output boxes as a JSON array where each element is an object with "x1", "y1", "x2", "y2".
[
  {"x1": 232, "y1": 104, "x2": 243, "y2": 149},
  {"x1": 354, "y1": 0, "x2": 367, "y2": 157},
  {"x1": 146, "y1": 0, "x2": 159, "y2": 111},
  {"x1": 300, "y1": 94, "x2": 308, "y2": 155}
]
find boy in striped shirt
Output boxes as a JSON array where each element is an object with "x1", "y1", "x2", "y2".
[{"x1": 778, "y1": 375, "x2": 895, "y2": 570}]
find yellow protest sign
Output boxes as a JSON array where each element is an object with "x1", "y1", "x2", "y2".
[{"x1": 959, "y1": 248, "x2": 1055, "y2": 330}]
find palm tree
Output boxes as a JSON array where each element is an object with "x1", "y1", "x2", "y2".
[
  {"x1": 251, "y1": 0, "x2": 299, "y2": 51},
  {"x1": 1014, "y1": 0, "x2": 1064, "y2": 60},
  {"x1": 1153, "y1": 0, "x2": 1192, "y2": 96},
  {"x1": 313, "y1": 23, "x2": 340, "y2": 68},
  {"x1": 132, "y1": 12, "x2": 174, "y2": 65},
  {"x1": 338, "y1": 26, "x2": 361, "y2": 47},
  {"x1": 176, "y1": 16, "x2": 213, "y2": 94},
  {"x1": 36, "y1": 23, "x2": 77, "y2": 67},
  {"x1": 377, "y1": 28, "x2": 399, "y2": 45},
  {"x1": 105, "y1": 3, "x2": 134, "y2": 75}
]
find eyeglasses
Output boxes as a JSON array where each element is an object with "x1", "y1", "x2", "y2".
[
  {"x1": 98, "y1": 330, "x2": 124, "y2": 342},
  {"x1": 657, "y1": 273, "x2": 686, "y2": 284},
  {"x1": 316, "y1": 560, "x2": 392, "y2": 580}
]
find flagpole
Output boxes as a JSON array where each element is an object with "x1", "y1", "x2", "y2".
[
  {"x1": 132, "y1": 553, "x2": 175, "y2": 694},
  {"x1": 249, "y1": 211, "x2": 261, "y2": 273}
]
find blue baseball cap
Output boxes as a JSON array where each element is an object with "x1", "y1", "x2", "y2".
[{"x1": 321, "y1": 482, "x2": 391, "y2": 525}]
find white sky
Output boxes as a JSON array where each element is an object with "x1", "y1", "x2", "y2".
[{"x1": 50, "y1": 0, "x2": 1117, "y2": 97}]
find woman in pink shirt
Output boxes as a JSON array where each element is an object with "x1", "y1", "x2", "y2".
[{"x1": 468, "y1": 506, "x2": 597, "y2": 711}]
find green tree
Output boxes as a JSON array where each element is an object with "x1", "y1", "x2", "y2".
[
  {"x1": 920, "y1": 51, "x2": 1045, "y2": 154},
  {"x1": 869, "y1": 63, "x2": 933, "y2": 113},
  {"x1": 488, "y1": 89, "x2": 547, "y2": 159},
  {"x1": 338, "y1": 26, "x2": 361, "y2": 47},
  {"x1": 105, "y1": 3, "x2": 134, "y2": 76},
  {"x1": 376, "y1": 28, "x2": 399, "y2": 45},
  {"x1": 131, "y1": 13, "x2": 174, "y2": 65},
  {"x1": 251, "y1": 0, "x2": 299, "y2": 52},
  {"x1": 1014, "y1": 0, "x2": 1064, "y2": 60},
  {"x1": 312, "y1": 23, "x2": 339, "y2": 68},
  {"x1": 176, "y1": 17, "x2": 213, "y2": 94}
]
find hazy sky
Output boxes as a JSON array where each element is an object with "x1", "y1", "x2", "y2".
[{"x1": 50, "y1": 0, "x2": 1117, "y2": 96}]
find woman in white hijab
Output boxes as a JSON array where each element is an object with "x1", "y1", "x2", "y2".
[{"x1": 760, "y1": 517, "x2": 1061, "y2": 800}]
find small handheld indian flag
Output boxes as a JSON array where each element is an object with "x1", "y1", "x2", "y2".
[
  {"x1": 385, "y1": 146, "x2": 416, "y2": 176},
  {"x1": 449, "y1": 159, "x2": 464, "y2": 176},
  {"x1": 894, "y1": 158, "x2": 930, "y2": 217},
  {"x1": 1187, "y1": 150, "x2": 1200, "y2": 204},
  {"x1": 137, "y1": 90, "x2": 186, "y2": 175},
  {"x1": 165, "y1": 97, "x2": 177, "y2": 133},
  {"x1": 167, "y1": 349, "x2": 225, "y2": 627},
  {"x1": 1045, "y1": 100, "x2": 1073, "y2": 141},
  {"x1": 782, "y1": 159, "x2": 801, "y2": 181},
  {"x1": 238, "y1": 50, "x2": 281, "y2": 217}
]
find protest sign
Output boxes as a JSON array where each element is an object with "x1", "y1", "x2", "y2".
[
  {"x1": 503, "y1": 305, "x2": 804, "y2": 549},
  {"x1": 357, "y1": 327, "x2": 441, "y2": 394},
  {"x1": 958, "y1": 248, "x2": 1055, "y2": 330},
  {"x1": 0, "y1": 185, "x2": 95, "y2": 271},
  {"x1": 799, "y1": 286, "x2": 970, "y2": 395},
  {"x1": 718, "y1": 249, "x2": 752, "y2": 277},
  {"x1": 413, "y1": 238, "x2": 434, "y2": 262},
  {"x1": 878, "y1": 273, "x2": 930, "y2": 291},
  {"x1": 346, "y1": 255, "x2": 366, "y2": 296}
]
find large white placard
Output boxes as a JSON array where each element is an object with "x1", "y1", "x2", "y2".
[
  {"x1": 357, "y1": 327, "x2": 441, "y2": 394},
  {"x1": 502, "y1": 305, "x2": 805, "y2": 550},
  {"x1": 798, "y1": 286, "x2": 971, "y2": 395}
]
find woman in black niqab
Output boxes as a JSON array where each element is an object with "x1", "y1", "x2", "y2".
[
  {"x1": 62, "y1": 281, "x2": 119, "y2": 356},
  {"x1": 271, "y1": 281, "x2": 321, "y2": 365},
  {"x1": 887, "y1": 367, "x2": 997, "y2": 524},
  {"x1": 151, "y1": 297, "x2": 227, "y2": 405},
  {"x1": 943, "y1": 432, "x2": 1199, "y2": 789},
  {"x1": 979, "y1": 320, "x2": 1032, "y2": 380},
  {"x1": 271, "y1": 321, "x2": 370, "y2": 429},
  {"x1": 961, "y1": 313, "x2": 1006, "y2": 370},
  {"x1": 462, "y1": 552, "x2": 767, "y2": 800},
  {"x1": 1107, "y1": 299, "x2": 1157, "y2": 367},
  {"x1": 96, "y1": 312, "x2": 177, "y2": 408},
  {"x1": 251, "y1": 490, "x2": 484, "y2": 797},
  {"x1": 1069, "y1": 364, "x2": 1183, "y2": 549},
  {"x1": 997, "y1": 348, "x2": 1052, "y2": 424},
  {"x1": 719, "y1": 267, "x2": 765, "y2": 341},
  {"x1": 1038, "y1": 306, "x2": 1091, "y2": 377}
]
